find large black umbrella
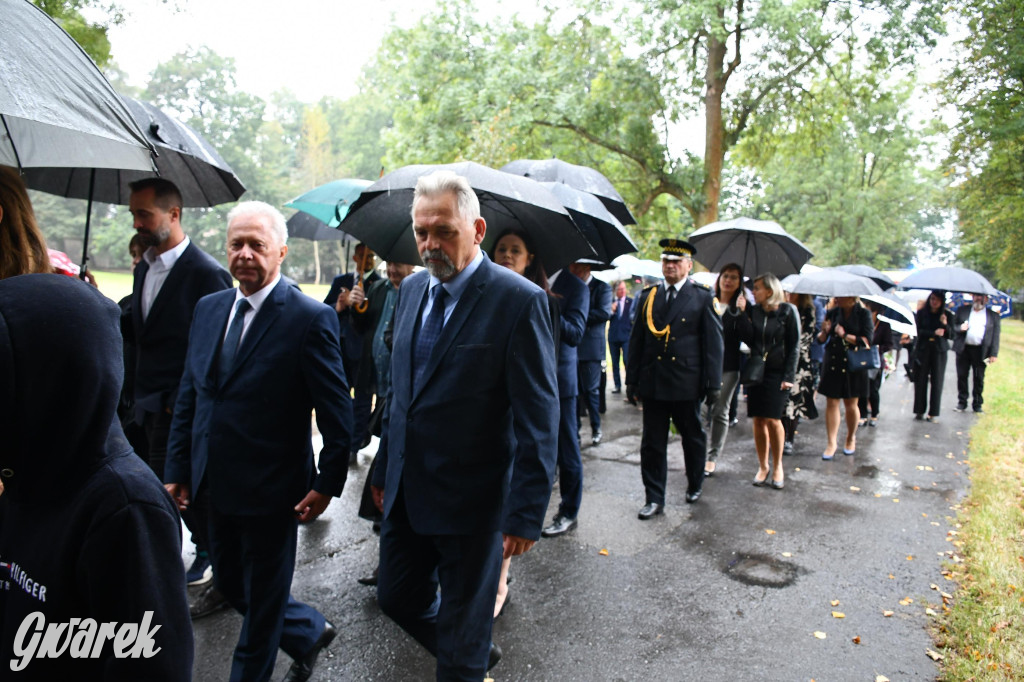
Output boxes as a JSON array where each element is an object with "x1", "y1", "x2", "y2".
[
  {"x1": 285, "y1": 211, "x2": 357, "y2": 242},
  {"x1": 341, "y1": 161, "x2": 595, "y2": 273},
  {"x1": 538, "y1": 181, "x2": 637, "y2": 265},
  {"x1": 784, "y1": 268, "x2": 884, "y2": 298},
  {"x1": 0, "y1": 0, "x2": 155, "y2": 175},
  {"x1": 688, "y1": 217, "x2": 813, "y2": 277},
  {"x1": 898, "y1": 266, "x2": 999, "y2": 296},
  {"x1": 834, "y1": 264, "x2": 895, "y2": 290},
  {"x1": 500, "y1": 158, "x2": 637, "y2": 226}
]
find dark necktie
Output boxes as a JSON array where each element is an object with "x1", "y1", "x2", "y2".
[
  {"x1": 218, "y1": 298, "x2": 251, "y2": 384},
  {"x1": 413, "y1": 286, "x2": 447, "y2": 388},
  {"x1": 660, "y1": 286, "x2": 676, "y2": 314}
]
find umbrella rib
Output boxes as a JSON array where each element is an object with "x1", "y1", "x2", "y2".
[{"x1": 1, "y1": 115, "x2": 24, "y2": 170}]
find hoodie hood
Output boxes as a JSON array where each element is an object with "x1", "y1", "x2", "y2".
[{"x1": 0, "y1": 274, "x2": 127, "y2": 500}]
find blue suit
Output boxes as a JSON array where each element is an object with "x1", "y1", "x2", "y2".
[
  {"x1": 578, "y1": 277, "x2": 613, "y2": 432},
  {"x1": 549, "y1": 271, "x2": 589, "y2": 521},
  {"x1": 167, "y1": 279, "x2": 352, "y2": 681},
  {"x1": 372, "y1": 254, "x2": 558, "y2": 680},
  {"x1": 607, "y1": 294, "x2": 634, "y2": 390}
]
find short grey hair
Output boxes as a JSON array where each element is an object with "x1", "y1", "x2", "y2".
[
  {"x1": 227, "y1": 201, "x2": 288, "y2": 246},
  {"x1": 753, "y1": 272, "x2": 787, "y2": 307},
  {"x1": 411, "y1": 170, "x2": 480, "y2": 223}
]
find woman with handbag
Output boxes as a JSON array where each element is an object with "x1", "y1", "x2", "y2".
[
  {"x1": 736, "y1": 273, "x2": 800, "y2": 489},
  {"x1": 704, "y1": 263, "x2": 747, "y2": 477},
  {"x1": 912, "y1": 290, "x2": 953, "y2": 422},
  {"x1": 817, "y1": 296, "x2": 874, "y2": 459}
]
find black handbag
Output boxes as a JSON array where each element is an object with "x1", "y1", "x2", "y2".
[
  {"x1": 741, "y1": 353, "x2": 766, "y2": 385},
  {"x1": 847, "y1": 342, "x2": 880, "y2": 372}
]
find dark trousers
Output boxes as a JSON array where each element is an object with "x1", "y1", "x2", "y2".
[
  {"x1": 377, "y1": 493, "x2": 502, "y2": 682},
  {"x1": 577, "y1": 361, "x2": 602, "y2": 431},
  {"x1": 556, "y1": 396, "x2": 583, "y2": 519},
  {"x1": 858, "y1": 370, "x2": 884, "y2": 418},
  {"x1": 208, "y1": 508, "x2": 325, "y2": 682},
  {"x1": 956, "y1": 345, "x2": 987, "y2": 409},
  {"x1": 913, "y1": 343, "x2": 947, "y2": 417},
  {"x1": 639, "y1": 398, "x2": 706, "y2": 504},
  {"x1": 144, "y1": 409, "x2": 209, "y2": 556},
  {"x1": 608, "y1": 339, "x2": 628, "y2": 390}
]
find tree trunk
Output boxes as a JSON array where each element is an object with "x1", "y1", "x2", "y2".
[{"x1": 701, "y1": 31, "x2": 728, "y2": 229}]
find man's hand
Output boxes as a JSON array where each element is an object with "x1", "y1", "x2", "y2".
[
  {"x1": 502, "y1": 534, "x2": 536, "y2": 559},
  {"x1": 987, "y1": 356, "x2": 998, "y2": 365},
  {"x1": 736, "y1": 294, "x2": 747, "y2": 311},
  {"x1": 294, "y1": 490, "x2": 331, "y2": 523},
  {"x1": 371, "y1": 485, "x2": 384, "y2": 513},
  {"x1": 626, "y1": 385, "x2": 639, "y2": 406},
  {"x1": 704, "y1": 389, "x2": 721, "y2": 407},
  {"x1": 349, "y1": 285, "x2": 366, "y2": 310},
  {"x1": 164, "y1": 483, "x2": 190, "y2": 512},
  {"x1": 334, "y1": 288, "x2": 350, "y2": 312}
]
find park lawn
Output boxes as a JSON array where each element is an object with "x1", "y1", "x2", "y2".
[
  {"x1": 935, "y1": 318, "x2": 1024, "y2": 680},
  {"x1": 92, "y1": 270, "x2": 332, "y2": 304}
]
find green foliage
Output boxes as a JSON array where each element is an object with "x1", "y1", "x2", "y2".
[
  {"x1": 32, "y1": 0, "x2": 123, "y2": 68},
  {"x1": 943, "y1": 0, "x2": 1024, "y2": 289}
]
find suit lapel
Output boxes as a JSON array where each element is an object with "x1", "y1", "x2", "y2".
[
  {"x1": 142, "y1": 243, "x2": 196, "y2": 331},
  {"x1": 131, "y1": 260, "x2": 147, "y2": 339},
  {"x1": 220, "y1": 281, "x2": 286, "y2": 386},
  {"x1": 201, "y1": 292, "x2": 236, "y2": 383}
]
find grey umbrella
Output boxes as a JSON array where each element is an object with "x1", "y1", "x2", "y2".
[
  {"x1": 341, "y1": 161, "x2": 595, "y2": 273},
  {"x1": 22, "y1": 96, "x2": 246, "y2": 207},
  {"x1": 286, "y1": 211, "x2": 357, "y2": 242},
  {"x1": 897, "y1": 266, "x2": 999, "y2": 296},
  {"x1": 0, "y1": 0, "x2": 155, "y2": 175},
  {"x1": 537, "y1": 182, "x2": 637, "y2": 265},
  {"x1": 688, "y1": 217, "x2": 813, "y2": 277},
  {"x1": 834, "y1": 264, "x2": 895, "y2": 290},
  {"x1": 784, "y1": 268, "x2": 884, "y2": 298},
  {"x1": 500, "y1": 158, "x2": 637, "y2": 226}
]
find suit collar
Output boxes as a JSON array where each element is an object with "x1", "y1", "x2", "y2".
[{"x1": 213, "y1": 280, "x2": 287, "y2": 386}]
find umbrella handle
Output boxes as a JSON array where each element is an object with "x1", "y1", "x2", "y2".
[{"x1": 354, "y1": 268, "x2": 369, "y2": 313}]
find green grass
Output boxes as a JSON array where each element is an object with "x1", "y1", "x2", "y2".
[
  {"x1": 935, "y1": 319, "x2": 1024, "y2": 680},
  {"x1": 92, "y1": 270, "x2": 332, "y2": 305}
]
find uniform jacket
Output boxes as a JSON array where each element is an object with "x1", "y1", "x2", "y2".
[
  {"x1": 626, "y1": 279, "x2": 724, "y2": 401},
  {"x1": 951, "y1": 305, "x2": 1000, "y2": 358},
  {"x1": 129, "y1": 241, "x2": 231, "y2": 416},
  {"x1": 165, "y1": 280, "x2": 353, "y2": 515},
  {"x1": 371, "y1": 255, "x2": 559, "y2": 540}
]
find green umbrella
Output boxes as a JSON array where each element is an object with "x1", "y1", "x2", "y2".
[{"x1": 285, "y1": 178, "x2": 372, "y2": 228}]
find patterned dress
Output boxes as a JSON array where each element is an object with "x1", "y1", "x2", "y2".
[{"x1": 786, "y1": 303, "x2": 819, "y2": 420}]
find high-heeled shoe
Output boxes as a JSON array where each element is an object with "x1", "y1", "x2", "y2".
[
  {"x1": 752, "y1": 472, "x2": 769, "y2": 486},
  {"x1": 843, "y1": 437, "x2": 856, "y2": 456},
  {"x1": 770, "y1": 478, "x2": 785, "y2": 490}
]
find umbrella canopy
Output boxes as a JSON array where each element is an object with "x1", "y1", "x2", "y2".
[
  {"x1": 861, "y1": 291, "x2": 918, "y2": 337},
  {"x1": 833, "y1": 264, "x2": 895, "y2": 290},
  {"x1": 537, "y1": 181, "x2": 637, "y2": 265},
  {"x1": 0, "y1": 0, "x2": 154, "y2": 174},
  {"x1": 21, "y1": 95, "x2": 245, "y2": 207},
  {"x1": 688, "y1": 217, "x2": 813, "y2": 277},
  {"x1": 285, "y1": 178, "x2": 372, "y2": 228},
  {"x1": 500, "y1": 158, "x2": 636, "y2": 225},
  {"x1": 897, "y1": 266, "x2": 999, "y2": 296},
  {"x1": 285, "y1": 211, "x2": 358, "y2": 242},
  {"x1": 784, "y1": 268, "x2": 884, "y2": 298},
  {"x1": 341, "y1": 161, "x2": 595, "y2": 273}
]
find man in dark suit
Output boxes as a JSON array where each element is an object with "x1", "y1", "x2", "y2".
[
  {"x1": 165, "y1": 201, "x2": 352, "y2": 682},
  {"x1": 370, "y1": 171, "x2": 558, "y2": 680},
  {"x1": 626, "y1": 239, "x2": 723, "y2": 517},
  {"x1": 607, "y1": 280, "x2": 634, "y2": 395},
  {"x1": 540, "y1": 264, "x2": 589, "y2": 538},
  {"x1": 952, "y1": 293, "x2": 1000, "y2": 413},
  {"x1": 571, "y1": 260, "x2": 613, "y2": 445},
  {"x1": 127, "y1": 177, "x2": 232, "y2": 593},
  {"x1": 324, "y1": 243, "x2": 381, "y2": 464}
]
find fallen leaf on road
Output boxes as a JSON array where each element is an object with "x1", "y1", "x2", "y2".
[
  {"x1": 831, "y1": 600, "x2": 840, "y2": 606},
  {"x1": 926, "y1": 649, "x2": 944, "y2": 661},
  {"x1": 850, "y1": 486, "x2": 861, "y2": 491},
  {"x1": 883, "y1": 610, "x2": 894, "y2": 617},
  {"x1": 852, "y1": 636, "x2": 861, "y2": 644},
  {"x1": 813, "y1": 631, "x2": 827, "y2": 639},
  {"x1": 913, "y1": 486, "x2": 920, "y2": 491},
  {"x1": 992, "y1": 621, "x2": 1010, "y2": 632},
  {"x1": 888, "y1": 574, "x2": 895, "y2": 579},
  {"x1": 875, "y1": 493, "x2": 883, "y2": 498},
  {"x1": 782, "y1": 552, "x2": 793, "y2": 557},
  {"x1": 876, "y1": 676, "x2": 890, "y2": 682},
  {"x1": 930, "y1": 584, "x2": 939, "y2": 591},
  {"x1": 893, "y1": 498, "x2": 900, "y2": 503},
  {"x1": 599, "y1": 548, "x2": 609, "y2": 556},
  {"x1": 926, "y1": 608, "x2": 938, "y2": 616},
  {"x1": 765, "y1": 529, "x2": 776, "y2": 535},
  {"x1": 900, "y1": 597, "x2": 914, "y2": 606},
  {"x1": 924, "y1": 434, "x2": 930, "y2": 438},
  {"x1": 906, "y1": 555, "x2": 914, "y2": 560},
  {"x1": 832, "y1": 611, "x2": 845, "y2": 619}
]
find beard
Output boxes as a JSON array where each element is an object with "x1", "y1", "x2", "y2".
[
  {"x1": 421, "y1": 249, "x2": 456, "y2": 281},
  {"x1": 136, "y1": 225, "x2": 171, "y2": 248}
]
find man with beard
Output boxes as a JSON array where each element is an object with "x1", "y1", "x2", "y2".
[
  {"x1": 370, "y1": 171, "x2": 558, "y2": 680},
  {"x1": 952, "y1": 293, "x2": 1000, "y2": 414},
  {"x1": 127, "y1": 178, "x2": 232, "y2": 608}
]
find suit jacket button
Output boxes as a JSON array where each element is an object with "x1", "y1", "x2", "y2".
[
  {"x1": 657, "y1": 356, "x2": 662, "y2": 360},
  {"x1": 681, "y1": 318, "x2": 686, "y2": 322},
  {"x1": 671, "y1": 356, "x2": 676, "y2": 361}
]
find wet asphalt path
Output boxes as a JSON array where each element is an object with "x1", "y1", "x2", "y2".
[{"x1": 190, "y1": 358, "x2": 970, "y2": 681}]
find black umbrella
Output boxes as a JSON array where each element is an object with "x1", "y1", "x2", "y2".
[
  {"x1": 341, "y1": 161, "x2": 595, "y2": 273},
  {"x1": 784, "y1": 268, "x2": 884, "y2": 298},
  {"x1": 285, "y1": 211, "x2": 357, "y2": 242},
  {"x1": 834, "y1": 264, "x2": 895, "y2": 290},
  {"x1": 688, "y1": 217, "x2": 813, "y2": 277},
  {"x1": 897, "y1": 266, "x2": 999, "y2": 296},
  {"x1": 538, "y1": 182, "x2": 637, "y2": 265},
  {"x1": 500, "y1": 158, "x2": 637, "y2": 225}
]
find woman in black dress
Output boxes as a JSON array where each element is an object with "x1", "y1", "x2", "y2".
[
  {"x1": 737, "y1": 273, "x2": 800, "y2": 489},
  {"x1": 817, "y1": 296, "x2": 873, "y2": 459},
  {"x1": 912, "y1": 290, "x2": 952, "y2": 422}
]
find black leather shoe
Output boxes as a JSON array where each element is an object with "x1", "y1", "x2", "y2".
[
  {"x1": 357, "y1": 566, "x2": 378, "y2": 586},
  {"x1": 637, "y1": 502, "x2": 663, "y2": 520},
  {"x1": 541, "y1": 515, "x2": 578, "y2": 537},
  {"x1": 783, "y1": 441, "x2": 794, "y2": 456},
  {"x1": 611, "y1": 388, "x2": 621, "y2": 394},
  {"x1": 487, "y1": 642, "x2": 502, "y2": 671},
  {"x1": 685, "y1": 489, "x2": 702, "y2": 504},
  {"x1": 283, "y1": 621, "x2": 337, "y2": 682},
  {"x1": 189, "y1": 584, "x2": 229, "y2": 620},
  {"x1": 591, "y1": 428, "x2": 603, "y2": 445}
]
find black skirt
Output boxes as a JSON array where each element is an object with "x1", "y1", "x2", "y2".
[
  {"x1": 818, "y1": 345, "x2": 868, "y2": 399},
  {"x1": 747, "y1": 369, "x2": 790, "y2": 419}
]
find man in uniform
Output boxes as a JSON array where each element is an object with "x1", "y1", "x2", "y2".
[{"x1": 626, "y1": 238, "x2": 723, "y2": 518}]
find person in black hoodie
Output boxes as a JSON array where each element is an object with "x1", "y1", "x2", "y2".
[{"x1": 0, "y1": 274, "x2": 193, "y2": 680}]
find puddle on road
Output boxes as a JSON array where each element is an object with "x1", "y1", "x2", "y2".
[
  {"x1": 853, "y1": 465, "x2": 879, "y2": 478},
  {"x1": 852, "y1": 464, "x2": 901, "y2": 497},
  {"x1": 724, "y1": 553, "x2": 799, "y2": 588}
]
